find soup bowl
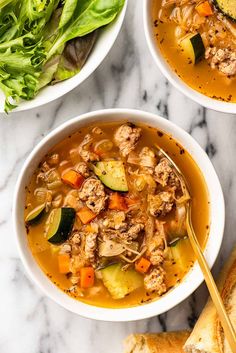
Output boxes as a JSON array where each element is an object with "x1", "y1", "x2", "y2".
[
  {"x1": 13, "y1": 109, "x2": 225, "y2": 321},
  {"x1": 143, "y1": 0, "x2": 236, "y2": 114}
]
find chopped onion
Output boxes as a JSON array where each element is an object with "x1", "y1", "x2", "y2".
[
  {"x1": 70, "y1": 148, "x2": 81, "y2": 164},
  {"x1": 99, "y1": 240, "x2": 126, "y2": 257},
  {"x1": 94, "y1": 139, "x2": 113, "y2": 154}
]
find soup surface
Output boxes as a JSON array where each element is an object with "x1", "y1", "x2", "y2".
[
  {"x1": 152, "y1": 0, "x2": 236, "y2": 102},
  {"x1": 25, "y1": 121, "x2": 210, "y2": 308}
]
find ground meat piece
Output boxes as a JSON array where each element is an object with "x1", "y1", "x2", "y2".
[
  {"x1": 205, "y1": 47, "x2": 236, "y2": 76},
  {"x1": 147, "y1": 237, "x2": 165, "y2": 266},
  {"x1": 85, "y1": 233, "x2": 97, "y2": 265},
  {"x1": 75, "y1": 162, "x2": 90, "y2": 177},
  {"x1": 71, "y1": 254, "x2": 87, "y2": 273},
  {"x1": 154, "y1": 158, "x2": 179, "y2": 188},
  {"x1": 148, "y1": 191, "x2": 174, "y2": 217},
  {"x1": 114, "y1": 123, "x2": 142, "y2": 157},
  {"x1": 127, "y1": 223, "x2": 144, "y2": 240},
  {"x1": 79, "y1": 177, "x2": 107, "y2": 214},
  {"x1": 64, "y1": 190, "x2": 82, "y2": 211},
  {"x1": 47, "y1": 153, "x2": 59, "y2": 166},
  {"x1": 78, "y1": 134, "x2": 99, "y2": 162},
  {"x1": 60, "y1": 243, "x2": 72, "y2": 254},
  {"x1": 146, "y1": 220, "x2": 165, "y2": 266},
  {"x1": 139, "y1": 147, "x2": 157, "y2": 169},
  {"x1": 101, "y1": 211, "x2": 127, "y2": 231},
  {"x1": 144, "y1": 268, "x2": 167, "y2": 295},
  {"x1": 70, "y1": 231, "x2": 81, "y2": 245}
]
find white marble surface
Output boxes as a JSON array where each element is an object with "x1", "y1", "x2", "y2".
[{"x1": 1, "y1": 1, "x2": 236, "y2": 352}]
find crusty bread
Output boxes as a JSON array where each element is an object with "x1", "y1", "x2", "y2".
[
  {"x1": 124, "y1": 331, "x2": 190, "y2": 353},
  {"x1": 184, "y1": 247, "x2": 236, "y2": 353}
]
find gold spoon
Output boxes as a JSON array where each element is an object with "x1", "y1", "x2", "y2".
[{"x1": 155, "y1": 144, "x2": 236, "y2": 352}]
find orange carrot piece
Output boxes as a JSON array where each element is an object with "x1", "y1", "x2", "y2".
[
  {"x1": 195, "y1": 1, "x2": 213, "y2": 16},
  {"x1": 135, "y1": 257, "x2": 151, "y2": 274},
  {"x1": 80, "y1": 267, "x2": 95, "y2": 288},
  {"x1": 77, "y1": 207, "x2": 96, "y2": 224},
  {"x1": 108, "y1": 192, "x2": 127, "y2": 211},
  {"x1": 61, "y1": 170, "x2": 84, "y2": 189},
  {"x1": 58, "y1": 254, "x2": 70, "y2": 274}
]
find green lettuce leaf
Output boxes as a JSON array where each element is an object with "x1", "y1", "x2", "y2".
[
  {"x1": 59, "y1": 0, "x2": 77, "y2": 29},
  {"x1": 52, "y1": 30, "x2": 97, "y2": 83},
  {"x1": 46, "y1": 0, "x2": 125, "y2": 59}
]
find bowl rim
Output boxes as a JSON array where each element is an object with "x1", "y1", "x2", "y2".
[
  {"x1": 143, "y1": 0, "x2": 236, "y2": 114},
  {"x1": 0, "y1": 1, "x2": 128, "y2": 114},
  {"x1": 13, "y1": 108, "x2": 225, "y2": 321}
]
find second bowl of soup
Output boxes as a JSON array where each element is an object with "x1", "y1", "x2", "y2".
[
  {"x1": 143, "y1": 0, "x2": 236, "y2": 113},
  {"x1": 14, "y1": 109, "x2": 224, "y2": 321}
]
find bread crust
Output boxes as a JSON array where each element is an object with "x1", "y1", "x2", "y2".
[
  {"x1": 184, "y1": 247, "x2": 236, "y2": 353},
  {"x1": 124, "y1": 331, "x2": 190, "y2": 353}
]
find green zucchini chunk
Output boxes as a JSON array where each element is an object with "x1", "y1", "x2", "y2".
[
  {"x1": 25, "y1": 204, "x2": 45, "y2": 225},
  {"x1": 170, "y1": 237, "x2": 193, "y2": 271},
  {"x1": 47, "y1": 207, "x2": 75, "y2": 244},
  {"x1": 215, "y1": 0, "x2": 236, "y2": 20},
  {"x1": 101, "y1": 263, "x2": 143, "y2": 299},
  {"x1": 94, "y1": 160, "x2": 128, "y2": 192},
  {"x1": 180, "y1": 33, "x2": 205, "y2": 64}
]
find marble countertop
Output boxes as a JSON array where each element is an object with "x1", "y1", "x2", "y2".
[{"x1": 1, "y1": 1, "x2": 236, "y2": 352}]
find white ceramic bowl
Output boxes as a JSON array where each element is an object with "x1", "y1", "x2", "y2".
[
  {"x1": 143, "y1": 0, "x2": 236, "y2": 114},
  {"x1": 13, "y1": 109, "x2": 225, "y2": 321},
  {"x1": 0, "y1": 3, "x2": 127, "y2": 113}
]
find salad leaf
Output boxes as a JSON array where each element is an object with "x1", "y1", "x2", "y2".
[
  {"x1": 52, "y1": 30, "x2": 97, "y2": 83},
  {"x1": 47, "y1": 0, "x2": 125, "y2": 59},
  {"x1": 0, "y1": 0, "x2": 15, "y2": 10},
  {"x1": 59, "y1": 0, "x2": 77, "y2": 29},
  {"x1": 0, "y1": 0, "x2": 125, "y2": 112}
]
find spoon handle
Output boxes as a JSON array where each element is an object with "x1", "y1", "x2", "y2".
[{"x1": 186, "y1": 208, "x2": 236, "y2": 352}]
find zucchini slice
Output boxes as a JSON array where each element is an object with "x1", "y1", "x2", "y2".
[
  {"x1": 46, "y1": 207, "x2": 75, "y2": 244},
  {"x1": 215, "y1": 0, "x2": 236, "y2": 20},
  {"x1": 180, "y1": 33, "x2": 205, "y2": 64},
  {"x1": 170, "y1": 237, "x2": 193, "y2": 271},
  {"x1": 94, "y1": 160, "x2": 128, "y2": 192},
  {"x1": 25, "y1": 204, "x2": 45, "y2": 225},
  {"x1": 101, "y1": 263, "x2": 143, "y2": 299}
]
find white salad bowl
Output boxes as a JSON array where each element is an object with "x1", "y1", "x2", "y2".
[
  {"x1": 0, "y1": 2, "x2": 127, "y2": 113},
  {"x1": 13, "y1": 109, "x2": 225, "y2": 321},
  {"x1": 143, "y1": 0, "x2": 236, "y2": 114}
]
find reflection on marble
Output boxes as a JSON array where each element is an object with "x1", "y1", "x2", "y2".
[{"x1": 0, "y1": 0, "x2": 236, "y2": 352}]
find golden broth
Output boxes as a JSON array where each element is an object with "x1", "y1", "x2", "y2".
[
  {"x1": 25, "y1": 122, "x2": 210, "y2": 308},
  {"x1": 152, "y1": 0, "x2": 236, "y2": 103}
]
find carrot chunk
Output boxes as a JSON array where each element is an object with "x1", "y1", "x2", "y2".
[
  {"x1": 77, "y1": 207, "x2": 96, "y2": 224},
  {"x1": 80, "y1": 267, "x2": 95, "y2": 288},
  {"x1": 58, "y1": 254, "x2": 70, "y2": 274},
  {"x1": 195, "y1": 1, "x2": 213, "y2": 16},
  {"x1": 61, "y1": 170, "x2": 84, "y2": 189},
  {"x1": 108, "y1": 192, "x2": 127, "y2": 211},
  {"x1": 135, "y1": 257, "x2": 151, "y2": 274}
]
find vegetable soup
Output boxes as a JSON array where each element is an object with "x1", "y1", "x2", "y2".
[
  {"x1": 25, "y1": 121, "x2": 210, "y2": 308},
  {"x1": 152, "y1": 0, "x2": 236, "y2": 102}
]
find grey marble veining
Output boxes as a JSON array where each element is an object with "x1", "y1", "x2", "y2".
[{"x1": 1, "y1": 1, "x2": 236, "y2": 352}]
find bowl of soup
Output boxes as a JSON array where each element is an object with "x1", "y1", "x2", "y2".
[
  {"x1": 13, "y1": 109, "x2": 224, "y2": 321},
  {"x1": 143, "y1": 0, "x2": 236, "y2": 113}
]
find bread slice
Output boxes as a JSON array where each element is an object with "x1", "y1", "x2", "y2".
[
  {"x1": 124, "y1": 331, "x2": 190, "y2": 353},
  {"x1": 184, "y1": 247, "x2": 236, "y2": 353}
]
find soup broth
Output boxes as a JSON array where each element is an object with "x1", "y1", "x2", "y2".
[
  {"x1": 25, "y1": 121, "x2": 209, "y2": 308},
  {"x1": 152, "y1": 0, "x2": 236, "y2": 102}
]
